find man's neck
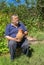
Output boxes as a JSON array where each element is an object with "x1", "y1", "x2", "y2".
[{"x1": 11, "y1": 23, "x2": 18, "y2": 28}]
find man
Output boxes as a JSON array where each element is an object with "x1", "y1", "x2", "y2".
[{"x1": 5, "y1": 14, "x2": 29, "y2": 61}]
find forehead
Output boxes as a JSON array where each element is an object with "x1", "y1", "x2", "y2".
[{"x1": 12, "y1": 16, "x2": 18, "y2": 19}]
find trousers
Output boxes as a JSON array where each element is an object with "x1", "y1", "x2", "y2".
[{"x1": 8, "y1": 38, "x2": 29, "y2": 60}]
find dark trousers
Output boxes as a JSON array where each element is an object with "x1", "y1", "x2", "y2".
[{"x1": 8, "y1": 38, "x2": 29, "y2": 60}]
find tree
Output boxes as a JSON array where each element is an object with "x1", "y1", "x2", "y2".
[
  {"x1": 25, "y1": 0, "x2": 36, "y2": 8},
  {"x1": 37, "y1": 0, "x2": 44, "y2": 19}
]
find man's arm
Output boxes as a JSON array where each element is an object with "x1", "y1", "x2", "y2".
[
  {"x1": 24, "y1": 31, "x2": 28, "y2": 37},
  {"x1": 5, "y1": 36, "x2": 21, "y2": 42},
  {"x1": 20, "y1": 22, "x2": 28, "y2": 36},
  {"x1": 5, "y1": 25, "x2": 16, "y2": 41},
  {"x1": 5, "y1": 36, "x2": 16, "y2": 41}
]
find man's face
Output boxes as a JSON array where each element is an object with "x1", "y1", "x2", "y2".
[{"x1": 12, "y1": 16, "x2": 19, "y2": 25}]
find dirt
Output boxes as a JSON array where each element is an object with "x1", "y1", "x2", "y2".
[{"x1": 27, "y1": 36, "x2": 44, "y2": 44}]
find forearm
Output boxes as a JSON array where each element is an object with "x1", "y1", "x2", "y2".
[{"x1": 5, "y1": 36, "x2": 16, "y2": 41}]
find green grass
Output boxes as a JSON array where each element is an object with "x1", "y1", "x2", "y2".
[
  {"x1": 0, "y1": 43, "x2": 44, "y2": 65},
  {"x1": 29, "y1": 31, "x2": 44, "y2": 40}
]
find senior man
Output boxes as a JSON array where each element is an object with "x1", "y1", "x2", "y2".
[{"x1": 5, "y1": 14, "x2": 29, "y2": 61}]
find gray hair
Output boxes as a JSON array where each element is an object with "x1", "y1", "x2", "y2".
[{"x1": 11, "y1": 14, "x2": 18, "y2": 20}]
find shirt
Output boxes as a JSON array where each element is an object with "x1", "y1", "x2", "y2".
[{"x1": 5, "y1": 22, "x2": 27, "y2": 38}]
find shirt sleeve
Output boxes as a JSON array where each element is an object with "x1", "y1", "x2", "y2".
[
  {"x1": 20, "y1": 22, "x2": 27, "y2": 32},
  {"x1": 5, "y1": 24, "x2": 10, "y2": 36}
]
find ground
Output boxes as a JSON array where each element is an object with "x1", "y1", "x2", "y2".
[{"x1": 0, "y1": 43, "x2": 44, "y2": 65}]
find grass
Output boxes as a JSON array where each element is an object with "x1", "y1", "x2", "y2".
[
  {"x1": 0, "y1": 43, "x2": 44, "y2": 65},
  {"x1": 29, "y1": 31, "x2": 44, "y2": 40}
]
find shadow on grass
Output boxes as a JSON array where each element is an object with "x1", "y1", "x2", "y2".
[
  {"x1": 15, "y1": 46, "x2": 34, "y2": 58},
  {"x1": 27, "y1": 46, "x2": 34, "y2": 57}
]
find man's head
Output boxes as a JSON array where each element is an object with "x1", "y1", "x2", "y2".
[{"x1": 11, "y1": 14, "x2": 19, "y2": 25}]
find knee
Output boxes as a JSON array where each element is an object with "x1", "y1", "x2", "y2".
[
  {"x1": 25, "y1": 45, "x2": 29, "y2": 49},
  {"x1": 22, "y1": 45, "x2": 29, "y2": 50},
  {"x1": 9, "y1": 40, "x2": 16, "y2": 47}
]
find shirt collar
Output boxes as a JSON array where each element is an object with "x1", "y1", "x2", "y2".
[{"x1": 11, "y1": 23, "x2": 20, "y2": 28}]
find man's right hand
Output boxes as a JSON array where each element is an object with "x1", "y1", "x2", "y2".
[
  {"x1": 5, "y1": 36, "x2": 21, "y2": 42},
  {"x1": 15, "y1": 38, "x2": 21, "y2": 42}
]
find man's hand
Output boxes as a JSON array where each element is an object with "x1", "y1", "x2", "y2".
[
  {"x1": 5, "y1": 36, "x2": 21, "y2": 42},
  {"x1": 24, "y1": 31, "x2": 28, "y2": 38},
  {"x1": 15, "y1": 38, "x2": 21, "y2": 42}
]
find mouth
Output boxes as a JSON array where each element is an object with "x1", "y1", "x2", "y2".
[{"x1": 16, "y1": 21, "x2": 19, "y2": 24}]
